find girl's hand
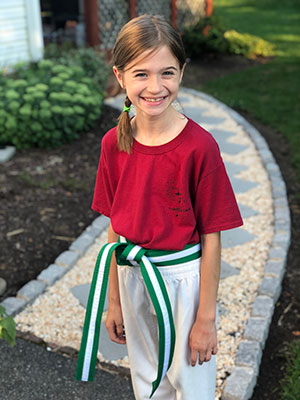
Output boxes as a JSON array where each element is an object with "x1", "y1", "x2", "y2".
[
  {"x1": 189, "y1": 317, "x2": 217, "y2": 366},
  {"x1": 105, "y1": 302, "x2": 126, "y2": 344}
]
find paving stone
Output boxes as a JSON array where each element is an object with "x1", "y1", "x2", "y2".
[
  {"x1": 0, "y1": 277, "x2": 7, "y2": 296},
  {"x1": 220, "y1": 141, "x2": 248, "y2": 155},
  {"x1": 274, "y1": 207, "x2": 290, "y2": 222},
  {"x1": 243, "y1": 317, "x2": 270, "y2": 348},
  {"x1": 0, "y1": 297, "x2": 26, "y2": 316},
  {"x1": 268, "y1": 246, "x2": 286, "y2": 260},
  {"x1": 264, "y1": 260, "x2": 285, "y2": 280},
  {"x1": 272, "y1": 232, "x2": 291, "y2": 248},
  {"x1": 258, "y1": 277, "x2": 282, "y2": 303},
  {"x1": 258, "y1": 149, "x2": 274, "y2": 163},
  {"x1": 222, "y1": 366, "x2": 256, "y2": 400},
  {"x1": 17, "y1": 280, "x2": 46, "y2": 302},
  {"x1": 92, "y1": 215, "x2": 110, "y2": 232},
  {"x1": 272, "y1": 185, "x2": 287, "y2": 198},
  {"x1": 70, "y1": 283, "x2": 109, "y2": 311},
  {"x1": 69, "y1": 235, "x2": 94, "y2": 255},
  {"x1": 54, "y1": 250, "x2": 79, "y2": 269},
  {"x1": 182, "y1": 106, "x2": 205, "y2": 122},
  {"x1": 83, "y1": 225, "x2": 103, "y2": 239},
  {"x1": 0, "y1": 146, "x2": 16, "y2": 163},
  {"x1": 235, "y1": 340, "x2": 262, "y2": 374},
  {"x1": 199, "y1": 115, "x2": 226, "y2": 126},
  {"x1": 221, "y1": 228, "x2": 256, "y2": 248},
  {"x1": 220, "y1": 261, "x2": 240, "y2": 279},
  {"x1": 37, "y1": 264, "x2": 66, "y2": 286},
  {"x1": 230, "y1": 177, "x2": 258, "y2": 194},
  {"x1": 99, "y1": 321, "x2": 128, "y2": 361},
  {"x1": 237, "y1": 203, "x2": 258, "y2": 219},
  {"x1": 209, "y1": 128, "x2": 235, "y2": 143},
  {"x1": 224, "y1": 161, "x2": 248, "y2": 177},
  {"x1": 251, "y1": 296, "x2": 274, "y2": 320}
]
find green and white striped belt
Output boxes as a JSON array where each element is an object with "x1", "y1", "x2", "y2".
[{"x1": 76, "y1": 237, "x2": 201, "y2": 398}]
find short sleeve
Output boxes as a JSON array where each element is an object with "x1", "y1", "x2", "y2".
[
  {"x1": 194, "y1": 162, "x2": 243, "y2": 234},
  {"x1": 91, "y1": 144, "x2": 115, "y2": 217}
]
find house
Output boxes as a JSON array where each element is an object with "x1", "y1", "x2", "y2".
[{"x1": 0, "y1": 0, "x2": 43, "y2": 69}]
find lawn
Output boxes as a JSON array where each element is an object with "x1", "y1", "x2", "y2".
[{"x1": 201, "y1": 0, "x2": 300, "y2": 178}]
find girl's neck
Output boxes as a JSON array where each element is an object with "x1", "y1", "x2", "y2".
[{"x1": 131, "y1": 108, "x2": 187, "y2": 146}]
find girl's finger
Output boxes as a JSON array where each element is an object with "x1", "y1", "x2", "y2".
[{"x1": 190, "y1": 349, "x2": 198, "y2": 367}]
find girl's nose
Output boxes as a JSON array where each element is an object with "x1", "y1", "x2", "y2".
[{"x1": 148, "y1": 76, "x2": 162, "y2": 93}]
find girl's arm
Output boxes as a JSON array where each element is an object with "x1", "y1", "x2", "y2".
[
  {"x1": 189, "y1": 231, "x2": 221, "y2": 366},
  {"x1": 105, "y1": 222, "x2": 126, "y2": 344}
]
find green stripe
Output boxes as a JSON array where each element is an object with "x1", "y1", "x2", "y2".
[
  {"x1": 151, "y1": 263, "x2": 176, "y2": 370},
  {"x1": 154, "y1": 251, "x2": 201, "y2": 266},
  {"x1": 88, "y1": 244, "x2": 118, "y2": 380},
  {"x1": 139, "y1": 260, "x2": 165, "y2": 396},
  {"x1": 75, "y1": 244, "x2": 107, "y2": 380}
]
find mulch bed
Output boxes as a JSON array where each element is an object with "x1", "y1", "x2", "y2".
[{"x1": 0, "y1": 105, "x2": 120, "y2": 301}]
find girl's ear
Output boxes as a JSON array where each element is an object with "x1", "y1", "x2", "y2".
[
  {"x1": 179, "y1": 63, "x2": 187, "y2": 84},
  {"x1": 113, "y1": 66, "x2": 125, "y2": 89}
]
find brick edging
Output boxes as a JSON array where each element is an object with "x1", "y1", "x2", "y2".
[{"x1": 181, "y1": 88, "x2": 291, "y2": 400}]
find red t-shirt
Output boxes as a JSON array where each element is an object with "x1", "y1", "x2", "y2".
[{"x1": 92, "y1": 117, "x2": 243, "y2": 250}]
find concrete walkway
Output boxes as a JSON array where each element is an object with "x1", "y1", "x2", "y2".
[{"x1": 0, "y1": 88, "x2": 290, "y2": 400}]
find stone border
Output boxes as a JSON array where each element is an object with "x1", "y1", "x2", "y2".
[
  {"x1": 0, "y1": 89, "x2": 291, "y2": 399},
  {"x1": 0, "y1": 216, "x2": 110, "y2": 316},
  {"x1": 181, "y1": 88, "x2": 291, "y2": 400}
]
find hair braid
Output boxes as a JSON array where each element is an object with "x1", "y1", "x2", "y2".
[{"x1": 117, "y1": 96, "x2": 133, "y2": 153}]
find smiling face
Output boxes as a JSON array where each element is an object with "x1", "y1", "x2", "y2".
[{"x1": 113, "y1": 45, "x2": 185, "y2": 120}]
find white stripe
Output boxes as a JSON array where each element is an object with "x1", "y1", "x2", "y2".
[
  {"x1": 142, "y1": 255, "x2": 171, "y2": 382},
  {"x1": 149, "y1": 244, "x2": 201, "y2": 263},
  {"x1": 127, "y1": 245, "x2": 142, "y2": 267},
  {"x1": 81, "y1": 243, "x2": 115, "y2": 380}
]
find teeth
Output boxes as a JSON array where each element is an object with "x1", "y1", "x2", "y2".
[{"x1": 144, "y1": 97, "x2": 165, "y2": 102}]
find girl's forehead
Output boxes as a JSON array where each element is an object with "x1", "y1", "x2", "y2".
[{"x1": 124, "y1": 45, "x2": 179, "y2": 72}]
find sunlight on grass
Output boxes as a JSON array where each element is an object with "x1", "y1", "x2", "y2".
[{"x1": 203, "y1": 0, "x2": 300, "y2": 177}]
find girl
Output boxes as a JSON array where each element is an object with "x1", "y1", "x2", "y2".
[{"x1": 76, "y1": 14, "x2": 243, "y2": 399}]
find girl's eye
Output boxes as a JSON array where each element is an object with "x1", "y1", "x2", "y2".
[
  {"x1": 135, "y1": 73, "x2": 147, "y2": 78},
  {"x1": 163, "y1": 71, "x2": 175, "y2": 76}
]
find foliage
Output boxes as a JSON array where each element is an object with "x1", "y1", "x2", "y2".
[
  {"x1": 280, "y1": 340, "x2": 300, "y2": 399},
  {"x1": 224, "y1": 30, "x2": 274, "y2": 58},
  {"x1": 182, "y1": 16, "x2": 274, "y2": 59},
  {"x1": 44, "y1": 43, "x2": 110, "y2": 92},
  {"x1": 0, "y1": 305, "x2": 16, "y2": 347},
  {"x1": 201, "y1": 0, "x2": 300, "y2": 179},
  {"x1": 0, "y1": 59, "x2": 105, "y2": 149},
  {"x1": 183, "y1": 16, "x2": 229, "y2": 58}
]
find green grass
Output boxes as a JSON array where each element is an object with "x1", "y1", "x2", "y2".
[
  {"x1": 201, "y1": 0, "x2": 300, "y2": 177},
  {"x1": 280, "y1": 340, "x2": 300, "y2": 399}
]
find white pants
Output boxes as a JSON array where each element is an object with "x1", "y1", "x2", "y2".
[{"x1": 118, "y1": 258, "x2": 217, "y2": 400}]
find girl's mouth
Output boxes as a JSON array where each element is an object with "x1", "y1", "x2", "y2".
[{"x1": 141, "y1": 96, "x2": 168, "y2": 104}]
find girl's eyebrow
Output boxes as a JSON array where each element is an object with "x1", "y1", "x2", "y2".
[{"x1": 132, "y1": 66, "x2": 178, "y2": 73}]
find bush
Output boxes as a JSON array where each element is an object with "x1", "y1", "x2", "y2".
[
  {"x1": 183, "y1": 16, "x2": 229, "y2": 58},
  {"x1": 182, "y1": 16, "x2": 274, "y2": 59},
  {"x1": 44, "y1": 44, "x2": 110, "y2": 92},
  {"x1": 0, "y1": 58, "x2": 105, "y2": 149},
  {"x1": 224, "y1": 30, "x2": 274, "y2": 58}
]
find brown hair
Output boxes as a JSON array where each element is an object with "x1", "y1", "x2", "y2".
[{"x1": 112, "y1": 14, "x2": 186, "y2": 153}]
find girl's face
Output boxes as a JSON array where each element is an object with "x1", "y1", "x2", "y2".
[{"x1": 113, "y1": 45, "x2": 185, "y2": 119}]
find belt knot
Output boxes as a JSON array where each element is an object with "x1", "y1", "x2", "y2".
[{"x1": 117, "y1": 243, "x2": 147, "y2": 266}]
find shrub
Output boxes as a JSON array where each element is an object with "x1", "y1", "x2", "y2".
[
  {"x1": 182, "y1": 16, "x2": 274, "y2": 59},
  {"x1": 0, "y1": 59, "x2": 105, "y2": 149},
  {"x1": 0, "y1": 305, "x2": 16, "y2": 347},
  {"x1": 224, "y1": 30, "x2": 274, "y2": 59},
  {"x1": 44, "y1": 44, "x2": 110, "y2": 92},
  {"x1": 183, "y1": 16, "x2": 229, "y2": 58}
]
